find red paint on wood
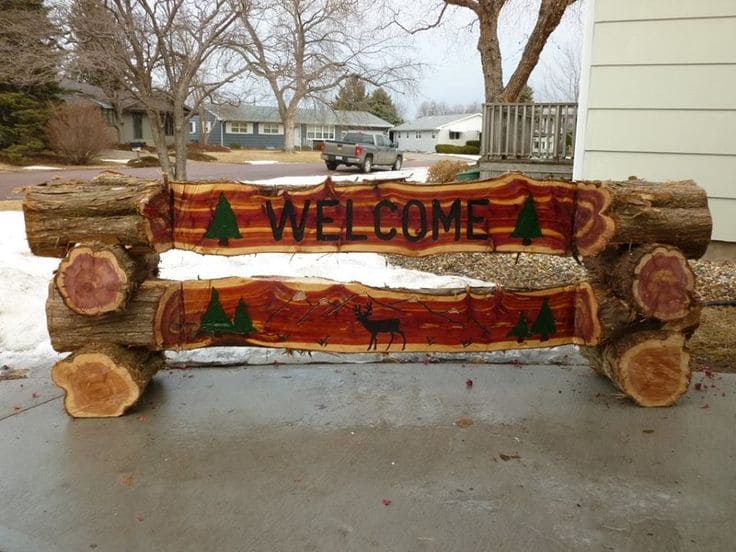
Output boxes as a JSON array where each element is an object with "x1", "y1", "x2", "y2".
[
  {"x1": 170, "y1": 176, "x2": 581, "y2": 256},
  {"x1": 155, "y1": 277, "x2": 601, "y2": 353}
]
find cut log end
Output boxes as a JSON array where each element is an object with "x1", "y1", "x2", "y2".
[
  {"x1": 602, "y1": 331, "x2": 691, "y2": 407},
  {"x1": 632, "y1": 246, "x2": 695, "y2": 321},
  {"x1": 51, "y1": 344, "x2": 163, "y2": 417},
  {"x1": 55, "y1": 243, "x2": 156, "y2": 316}
]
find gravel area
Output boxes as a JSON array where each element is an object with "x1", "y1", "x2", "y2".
[{"x1": 387, "y1": 252, "x2": 736, "y2": 303}]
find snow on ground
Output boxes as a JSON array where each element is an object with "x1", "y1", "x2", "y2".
[
  {"x1": 22, "y1": 165, "x2": 59, "y2": 171},
  {"x1": 243, "y1": 160, "x2": 280, "y2": 165},
  {"x1": 251, "y1": 168, "x2": 428, "y2": 187}
]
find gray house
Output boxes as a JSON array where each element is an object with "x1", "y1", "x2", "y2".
[
  {"x1": 191, "y1": 104, "x2": 393, "y2": 149},
  {"x1": 60, "y1": 79, "x2": 180, "y2": 147}
]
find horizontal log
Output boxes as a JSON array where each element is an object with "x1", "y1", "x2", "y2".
[
  {"x1": 23, "y1": 171, "x2": 171, "y2": 257},
  {"x1": 24, "y1": 172, "x2": 712, "y2": 259},
  {"x1": 47, "y1": 276, "x2": 604, "y2": 353}
]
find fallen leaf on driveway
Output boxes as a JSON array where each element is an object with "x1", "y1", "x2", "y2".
[
  {"x1": 455, "y1": 417, "x2": 474, "y2": 428},
  {"x1": 499, "y1": 453, "x2": 521, "y2": 461}
]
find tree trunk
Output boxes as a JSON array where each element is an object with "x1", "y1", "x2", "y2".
[
  {"x1": 173, "y1": 103, "x2": 188, "y2": 180},
  {"x1": 282, "y1": 111, "x2": 296, "y2": 153},
  {"x1": 198, "y1": 104, "x2": 210, "y2": 146},
  {"x1": 591, "y1": 330, "x2": 692, "y2": 407},
  {"x1": 149, "y1": 110, "x2": 173, "y2": 179},
  {"x1": 55, "y1": 243, "x2": 158, "y2": 315},
  {"x1": 476, "y1": 6, "x2": 504, "y2": 102},
  {"x1": 51, "y1": 343, "x2": 163, "y2": 417}
]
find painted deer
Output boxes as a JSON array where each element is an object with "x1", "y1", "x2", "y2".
[{"x1": 352, "y1": 302, "x2": 406, "y2": 351}]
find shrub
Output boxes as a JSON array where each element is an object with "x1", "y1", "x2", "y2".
[
  {"x1": 435, "y1": 144, "x2": 480, "y2": 155},
  {"x1": 229, "y1": 143, "x2": 241, "y2": 149},
  {"x1": 188, "y1": 143, "x2": 229, "y2": 153},
  {"x1": 465, "y1": 140, "x2": 480, "y2": 148},
  {"x1": 187, "y1": 151, "x2": 216, "y2": 162},
  {"x1": 127, "y1": 156, "x2": 160, "y2": 168},
  {"x1": 426, "y1": 160, "x2": 470, "y2": 184},
  {"x1": 46, "y1": 100, "x2": 115, "y2": 164}
]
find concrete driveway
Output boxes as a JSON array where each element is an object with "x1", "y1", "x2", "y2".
[{"x1": 1, "y1": 359, "x2": 735, "y2": 551}]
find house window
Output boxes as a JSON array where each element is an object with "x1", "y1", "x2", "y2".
[
  {"x1": 306, "y1": 125, "x2": 335, "y2": 140},
  {"x1": 189, "y1": 120, "x2": 196, "y2": 134},
  {"x1": 415, "y1": 132, "x2": 421, "y2": 139},
  {"x1": 260, "y1": 122, "x2": 283, "y2": 135},
  {"x1": 228, "y1": 122, "x2": 252, "y2": 134},
  {"x1": 449, "y1": 131, "x2": 462, "y2": 140},
  {"x1": 431, "y1": 132, "x2": 436, "y2": 139}
]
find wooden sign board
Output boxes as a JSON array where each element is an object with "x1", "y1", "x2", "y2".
[
  {"x1": 48, "y1": 276, "x2": 603, "y2": 353},
  {"x1": 171, "y1": 174, "x2": 613, "y2": 257}
]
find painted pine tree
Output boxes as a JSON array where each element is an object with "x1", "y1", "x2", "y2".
[
  {"x1": 204, "y1": 192, "x2": 242, "y2": 246},
  {"x1": 232, "y1": 298, "x2": 255, "y2": 335},
  {"x1": 200, "y1": 288, "x2": 234, "y2": 334},
  {"x1": 531, "y1": 298, "x2": 556, "y2": 341},
  {"x1": 507, "y1": 312, "x2": 532, "y2": 343},
  {"x1": 510, "y1": 193, "x2": 543, "y2": 246}
]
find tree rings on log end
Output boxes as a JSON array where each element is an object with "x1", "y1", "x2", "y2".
[
  {"x1": 55, "y1": 243, "x2": 145, "y2": 316},
  {"x1": 632, "y1": 245, "x2": 695, "y2": 321},
  {"x1": 51, "y1": 344, "x2": 163, "y2": 417},
  {"x1": 603, "y1": 331, "x2": 691, "y2": 407}
]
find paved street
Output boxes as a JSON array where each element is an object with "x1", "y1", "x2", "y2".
[{"x1": 0, "y1": 155, "x2": 434, "y2": 201}]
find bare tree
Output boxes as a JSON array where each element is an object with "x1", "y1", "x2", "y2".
[
  {"x1": 67, "y1": 0, "x2": 247, "y2": 179},
  {"x1": 234, "y1": 0, "x2": 419, "y2": 152},
  {"x1": 535, "y1": 36, "x2": 581, "y2": 101},
  {"x1": 394, "y1": 0, "x2": 580, "y2": 103}
]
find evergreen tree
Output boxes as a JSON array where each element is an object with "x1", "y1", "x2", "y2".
[
  {"x1": 204, "y1": 192, "x2": 242, "y2": 246},
  {"x1": 332, "y1": 75, "x2": 369, "y2": 112},
  {"x1": 200, "y1": 288, "x2": 234, "y2": 334},
  {"x1": 368, "y1": 88, "x2": 404, "y2": 126},
  {"x1": 511, "y1": 193, "x2": 543, "y2": 246},
  {"x1": 531, "y1": 298, "x2": 556, "y2": 341},
  {"x1": 232, "y1": 298, "x2": 255, "y2": 335},
  {"x1": 507, "y1": 312, "x2": 532, "y2": 343},
  {"x1": 519, "y1": 85, "x2": 534, "y2": 103},
  {"x1": 0, "y1": 0, "x2": 61, "y2": 161}
]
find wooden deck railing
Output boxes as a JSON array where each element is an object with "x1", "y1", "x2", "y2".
[{"x1": 481, "y1": 102, "x2": 578, "y2": 162}]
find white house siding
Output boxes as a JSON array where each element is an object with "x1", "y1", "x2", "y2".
[
  {"x1": 396, "y1": 131, "x2": 438, "y2": 153},
  {"x1": 574, "y1": 0, "x2": 736, "y2": 242},
  {"x1": 395, "y1": 114, "x2": 482, "y2": 153}
]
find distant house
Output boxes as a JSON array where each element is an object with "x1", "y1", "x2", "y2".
[
  {"x1": 191, "y1": 104, "x2": 393, "y2": 149},
  {"x1": 574, "y1": 0, "x2": 736, "y2": 244},
  {"x1": 391, "y1": 114, "x2": 482, "y2": 152},
  {"x1": 60, "y1": 79, "x2": 179, "y2": 147}
]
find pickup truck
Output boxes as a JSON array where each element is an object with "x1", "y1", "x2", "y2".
[{"x1": 320, "y1": 132, "x2": 403, "y2": 173}]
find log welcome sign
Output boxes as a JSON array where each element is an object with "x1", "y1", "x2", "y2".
[{"x1": 23, "y1": 172, "x2": 712, "y2": 415}]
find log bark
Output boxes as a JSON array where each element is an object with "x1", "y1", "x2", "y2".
[
  {"x1": 51, "y1": 343, "x2": 163, "y2": 417},
  {"x1": 47, "y1": 279, "x2": 171, "y2": 351},
  {"x1": 593, "y1": 330, "x2": 692, "y2": 407},
  {"x1": 55, "y1": 243, "x2": 158, "y2": 315},
  {"x1": 23, "y1": 171, "x2": 171, "y2": 257},
  {"x1": 578, "y1": 180, "x2": 711, "y2": 259},
  {"x1": 585, "y1": 244, "x2": 697, "y2": 321}
]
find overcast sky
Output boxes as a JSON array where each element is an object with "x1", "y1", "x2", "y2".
[{"x1": 403, "y1": 0, "x2": 587, "y2": 115}]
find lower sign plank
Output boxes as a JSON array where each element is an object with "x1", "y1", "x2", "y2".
[
  {"x1": 48, "y1": 276, "x2": 603, "y2": 353},
  {"x1": 165, "y1": 278, "x2": 601, "y2": 352}
]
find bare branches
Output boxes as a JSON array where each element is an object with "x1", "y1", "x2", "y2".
[{"x1": 232, "y1": 0, "x2": 419, "y2": 151}]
